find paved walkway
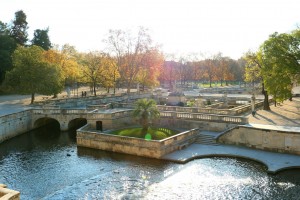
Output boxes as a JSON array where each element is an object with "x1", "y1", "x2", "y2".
[
  {"x1": 162, "y1": 143, "x2": 300, "y2": 173},
  {"x1": 247, "y1": 97, "x2": 300, "y2": 126}
]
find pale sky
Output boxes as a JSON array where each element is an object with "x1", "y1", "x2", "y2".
[{"x1": 1, "y1": 0, "x2": 300, "y2": 59}]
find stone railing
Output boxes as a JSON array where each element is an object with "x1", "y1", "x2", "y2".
[
  {"x1": 36, "y1": 91, "x2": 151, "y2": 106},
  {"x1": 231, "y1": 100, "x2": 264, "y2": 114},
  {"x1": 88, "y1": 110, "x2": 132, "y2": 120},
  {"x1": 0, "y1": 184, "x2": 20, "y2": 200},
  {"x1": 77, "y1": 125, "x2": 198, "y2": 158},
  {"x1": 157, "y1": 105, "x2": 234, "y2": 115},
  {"x1": 157, "y1": 100, "x2": 264, "y2": 116},
  {"x1": 160, "y1": 111, "x2": 248, "y2": 124},
  {"x1": 87, "y1": 104, "x2": 112, "y2": 111},
  {"x1": 32, "y1": 108, "x2": 87, "y2": 115}
]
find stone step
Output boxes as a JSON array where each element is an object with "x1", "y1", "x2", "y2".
[{"x1": 195, "y1": 133, "x2": 219, "y2": 146}]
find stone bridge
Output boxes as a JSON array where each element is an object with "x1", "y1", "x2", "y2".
[{"x1": 31, "y1": 107, "x2": 248, "y2": 132}]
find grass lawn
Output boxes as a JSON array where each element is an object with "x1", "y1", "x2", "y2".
[{"x1": 109, "y1": 127, "x2": 178, "y2": 140}]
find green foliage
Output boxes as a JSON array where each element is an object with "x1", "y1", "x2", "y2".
[
  {"x1": 32, "y1": 28, "x2": 52, "y2": 50},
  {"x1": 109, "y1": 127, "x2": 177, "y2": 140},
  {"x1": 10, "y1": 10, "x2": 28, "y2": 45},
  {"x1": 260, "y1": 31, "x2": 300, "y2": 103},
  {"x1": 243, "y1": 51, "x2": 263, "y2": 83},
  {"x1": 4, "y1": 45, "x2": 64, "y2": 103},
  {"x1": 133, "y1": 98, "x2": 160, "y2": 136},
  {"x1": 0, "y1": 35, "x2": 17, "y2": 83}
]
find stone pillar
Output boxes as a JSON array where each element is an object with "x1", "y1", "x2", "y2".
[
  {"x1": 251, "y1": 93, "x2": 256, "y2": 112},
  {"x1": 223, "y1": 92, "x2": 228, "y2": 107},
  {"x1": 60, "y1": 121, "x2": 69, "y2": 131}
]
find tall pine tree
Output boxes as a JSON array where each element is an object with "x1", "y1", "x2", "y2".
[
  {"x1": 32, "y1": 28, "x2": 52, "y2": 50},
  {"x1": 10, "y1": 10, "x2": 28, "y2": 46}
]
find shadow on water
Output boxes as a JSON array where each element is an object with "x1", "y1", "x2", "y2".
[{"x1": 77, "y1": 146, "x2": 172, "y2": 167}]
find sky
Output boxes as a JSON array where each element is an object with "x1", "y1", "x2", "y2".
[{"x1": 1, "y1": 0, "x2": 300, "y2": 59}]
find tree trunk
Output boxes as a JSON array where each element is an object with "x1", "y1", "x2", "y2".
[
  {"x1": 141, "y1": 125, "x2": 149, "y2": 138},
  {"x1": 93, "y1": 82, "x2": 96, "y2": 96},
  {"x1": 262, "y1": 82, "x2": 270, "y2": 110},
  {"x1": 31, "y1": 93, "x2": 35, "y2": 104}
]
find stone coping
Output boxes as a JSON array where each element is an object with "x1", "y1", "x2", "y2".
[
  {"x1": 244, "y1": 123, "x2": 300, "y2": 133},
  {"x1": 0, "y1": 185, "x2": 20, "y2": 200},
  {"x1": 162, "y1": 144, "x2": 300, "y2": 174}
]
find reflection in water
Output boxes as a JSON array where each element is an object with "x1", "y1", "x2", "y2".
[{"x1": 0, "y1": 126, "x2": 300, "y2": 199}]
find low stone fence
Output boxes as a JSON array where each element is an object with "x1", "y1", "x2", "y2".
[
  {"x1": 0, "y1": 184, "x2": 20, "y2": 200},
  {"x1": 157, "y1": 100, "x2": 264, "y2": 116},
  {"x1": 160, "y1": 111, "x2": 248, "y2": 124},
  {"x1": 217, "y1": 125, "x2": 300, "y2": 155},
  {"x1": 35, "y1": 92, "x2": 151, "y2": 107},
  {"x1": 77, "y1": 124, "x2": 199, "y2": 158},
  {"x1": 87, "y1": 104, "x2": 112, "y2": 111}
]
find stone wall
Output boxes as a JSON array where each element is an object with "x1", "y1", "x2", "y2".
[
  {"x1": 217, "y1": 125, "x2": 300, "y2": 155},
  {"x1": 77, "y1": 124, "x2": 199, "y2": 158},
  {"x1": 0, "y1": 110, "x2": 33, "y2": 143},
  {"x1": 156, "y1": 118, "x2": 237, "y2": 132}
]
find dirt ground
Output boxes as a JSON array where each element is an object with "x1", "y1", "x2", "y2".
[{"x1": 247, "y1": 97, "x2": 300, "y2": 127}]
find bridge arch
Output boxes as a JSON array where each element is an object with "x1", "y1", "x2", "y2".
[
  {"x1": 34, "y1": 117, "x2": 60, "y2": 130},
  {"x1": 68, "y1": 118, "x2": 87, "y2": 130}
]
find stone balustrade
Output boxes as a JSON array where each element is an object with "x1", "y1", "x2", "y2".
[{"x1": 160, "y1": 111, "x2": 248, "y2": 124}]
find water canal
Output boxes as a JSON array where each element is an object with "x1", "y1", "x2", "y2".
[{"x1": 0, "y1": 126, "x2": 300, "y2": 199}]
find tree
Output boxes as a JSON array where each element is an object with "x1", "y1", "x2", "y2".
[
  {"x1": 4, "y1": 45, "x2": 64, "y2": 103},
  {"x1": 0, "y1": 21, "x2": 10, "y2": 35},
  {"x1": 137, "y1": 49, "x2": 164, "y2": 90},
  {"x1": 203, "y1": 58, "x2": 217, "y2": 87},
  {"x1": 133, "y1": 98, "x2": 160, "y2": 137},
  {"x1": 159, "y1": 61, "x2": 178, "y2": 90},
  {"x1": 100, "y1": 56, "x2": 120, "y2": 93},
  {"x1": 0, "y1": 35, "x2": 17, "y2": 83},
  {"x1": 244, "y1": 51, "x2": 270, "y2": 110},
  {"x1": 32, "y1": 28, "x2": 52, "y2": 50},
  {"x1": 10, "y1": 10, "x2": 28, "y2": 46},
  {"x1": 44, "y1": 46, "x2": 80, "y2": 88},
  {"x1": 260, "y1": 31, "x2": 300, "y2": 104},
  {"x1": 79, "y1": 52, "x2": 112, "y2": 96},
  {"x1": 0, "y1": 20, "x2": 17, "y2": 84},
  {"x1": 105, "y1": 27, "x2": 153, "y2": 93}
]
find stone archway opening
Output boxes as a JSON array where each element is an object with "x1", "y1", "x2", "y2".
[
  {"x1": 33, "y1": 117, "x2": 61, "y2": 140},
  {"x1": 68, "y1": 118, "x2": 87, "y2": 131},
  {"x1": 34, "y1": 117, "x2": 60, "y2": 130},
  {"x1": 68, "y1": 118, "x2": 87, "y2": 140}
]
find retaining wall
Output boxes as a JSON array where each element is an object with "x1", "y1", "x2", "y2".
[
  {"x1": 0, "y1": 110, "x2": 33, "y2": 143},
  {"x1": 77, "y1": 125, "x2": 199, "y2": 158},
  {"x1": 217, "y1": 125, "x2": 300, "y2": 155}
]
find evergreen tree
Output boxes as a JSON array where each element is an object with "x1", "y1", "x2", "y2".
[
  {"x1": 10, "y1": 10, "x2": 28, "y2": 46},
  {"x1": 0, "y1": 20, "x2": 17, "y2": 83},
  {"x1": 32, "y1": 28, "x2": 52, "y2": 50}
]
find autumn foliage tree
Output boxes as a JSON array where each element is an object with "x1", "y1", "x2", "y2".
[
  {"x1": 137, "y1": 49, "x2": 164, "y2": 90},
  {"x1": 4, "y1": 45, "x2": 64, "y2": 103},
  {"x1": 105, "y1": 27, "x2": 161, "y2": 93}
]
